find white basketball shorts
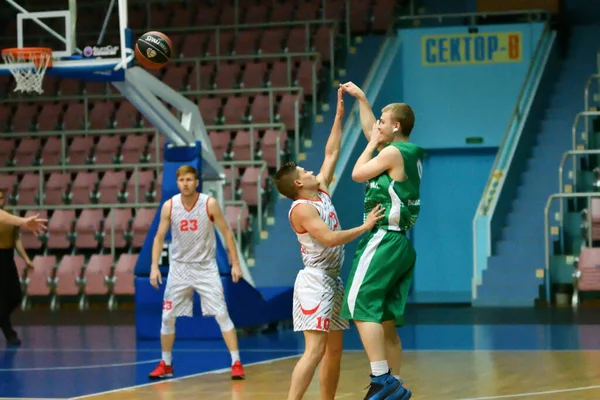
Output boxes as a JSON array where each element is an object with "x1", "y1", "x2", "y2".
[
  {"x1": 293, "y1": 268, "x2": 349, "y2": 332},
  {"x1": 162, "y1": 260, "x2": 227, "y2": 319}
]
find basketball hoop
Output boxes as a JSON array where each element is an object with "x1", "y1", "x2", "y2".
[{"x1": 1, "y1": 47, "x2": 52, "y2": 94}]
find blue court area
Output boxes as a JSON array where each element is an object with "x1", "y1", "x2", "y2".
[{"x1": 3, "y1": 318, "x2": 600, "y2": 399}]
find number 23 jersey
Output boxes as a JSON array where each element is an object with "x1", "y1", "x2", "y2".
[{"x1": 169, "y1": 193, "x2": 216, "y2": 263}]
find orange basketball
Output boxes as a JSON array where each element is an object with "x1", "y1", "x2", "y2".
[{"x1": 135, "y1": 31, "x2": 172, "y2": 70}]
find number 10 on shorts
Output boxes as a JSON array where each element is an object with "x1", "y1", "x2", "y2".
[{"x1": 316, "y1": 316, "x2": 330, "y2": 330}]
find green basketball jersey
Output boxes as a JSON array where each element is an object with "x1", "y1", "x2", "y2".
[{"x1": 363, "y1": 141, "x2": 424, "y2": 232}]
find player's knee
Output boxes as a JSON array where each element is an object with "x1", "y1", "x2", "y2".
[
  {"x1": 161, "y1": 317, "x2": 176, "y2": 335},
  {"x1": 325, "y1": 340, "x2": 343, "y2": 360},
  {"x1": 324, "y1": 344, "x2": 342, "y2": 361},
  {"x1": 215, "y1": 312, "x2": 235, "y2": 332},
  {"x1": 305, "y1": 334, "x2": 327, "y2": 359}
]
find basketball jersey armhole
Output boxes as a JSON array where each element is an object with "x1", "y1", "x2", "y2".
[
  {"x1": 205, "y1": 195, "x2": 214, "y2": 221},
  {"x1": 289, "y1": 203, "x2": 308, "y2": 234}
]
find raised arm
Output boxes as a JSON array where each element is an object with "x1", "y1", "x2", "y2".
[
  {"x1": 341, "y1": 81, "x2": 376, "y2": 141},
  {"x1": 150, "y1": 200, "x2": 171, "y2": 289},
  {"x1": 317, "y1": 87, "x2": 344, "y2": 189},
  {"x1": 207, "y1": 197, "x2": 243, "y2": 283},
  {"x1": 291, "y1": 203, "x2": 385, "y2": 248},
  {"x1": 352, "y1": 142, "x2": 404, "y2": 183}
]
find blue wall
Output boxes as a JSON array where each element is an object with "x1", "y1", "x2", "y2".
[
  {"x1": 411, "y1": 149, "x2": 495, "y2": 302},
  {"x1": 394, "y1": 23, "x2": 544, "y2": 149}
]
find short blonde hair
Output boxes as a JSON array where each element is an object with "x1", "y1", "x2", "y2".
[
  {"x1": 382, "y1": 103, "x2": 415, "y2": 137},
  {"x1": 176, "y1": 165, "x2": 199, "y2": 180}
]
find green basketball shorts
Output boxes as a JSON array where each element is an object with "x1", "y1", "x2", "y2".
[{"x1": 341, "y1": 229, "x2": 416, "y2": 326}]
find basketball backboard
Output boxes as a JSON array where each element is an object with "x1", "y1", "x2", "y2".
[{"x1": 0, "y1": 0, "x2": 134, "y2": 83}]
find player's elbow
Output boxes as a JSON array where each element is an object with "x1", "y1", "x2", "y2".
[
  {"x1": 352, "y1": 170, "x2": 368, "y2": 183},
  {"x1": 323, "y1": 232, "x2": 339, "y2": 248}
]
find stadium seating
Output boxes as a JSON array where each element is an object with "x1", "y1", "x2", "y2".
[
  {"x1": 552, "y1": 106, "x2": 600, "y2": 305},
  {"x1": 0, "y1": 0, "x2": 402, "y2": 310}
]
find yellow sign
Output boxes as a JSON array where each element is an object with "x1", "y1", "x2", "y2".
[{"x1": 422, "y1": 32, "x2": 522, "y2": 66}]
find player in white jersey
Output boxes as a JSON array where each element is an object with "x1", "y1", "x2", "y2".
[
  {"x1": 148, "y1": 165, "x2": 246, "y2": 381},
  {"x1": 274, "y1": 88, "x2": 385, "y2": 400}
]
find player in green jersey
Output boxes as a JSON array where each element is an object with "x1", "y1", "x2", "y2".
[{"x1": 340, "y1": 81, "x2": 423, "y2": 400}]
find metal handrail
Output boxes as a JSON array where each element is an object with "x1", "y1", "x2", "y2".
[
  {"x1": 558, "y1": 149, "x2": 600, "y2": 219},
  {"x1": 220, "y1": 160, "x2": 268, "y2": 235},
  {"x1": 1, "y1": 85, "x2": 305, "y2": 104},
  {"x1": 544, "y1": 192, "x2": 600, "y2": 302},
  {"x1": 584, "y1": 74, "x2": 600, "y2": 133},
  {"x1": 570, "y1": 111, "x2": 600, "y2": 188},
  {"x1": 224, "y1": 200, "x2": 249, "y2": 247},
  {"x1": 397, "y1": 9, "x2": 549, "y2": 24},
  {"x1": 132, "y1": 19, "x2": 338, "y2": 35},
  {"x1": 477, "y1": 19, "x2": 551, "y2": 216}
]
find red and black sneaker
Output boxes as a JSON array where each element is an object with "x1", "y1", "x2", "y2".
[
  {"x1": 231, "y1": 361, "x2": 245, "y2": 380},
  {"x1": 149, "y1": 360, "x2": 174, "y2": 380}
]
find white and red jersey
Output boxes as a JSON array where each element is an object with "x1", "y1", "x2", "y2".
[
  {"x1": 288, "y1": 189, "x2": 344, "y2": 276},
  {"x1": 169, "y1": 193, "x2": 216, "y2": 263}
]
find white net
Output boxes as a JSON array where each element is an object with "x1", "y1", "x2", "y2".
[{"x1": 1, "y1": 48, "x2": 52, "y2": 94}]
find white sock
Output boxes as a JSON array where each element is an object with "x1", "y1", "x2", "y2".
[
  {"x1": 162, "y1": 352, "x2": 172, "y2": 366},
  {"x1": 370, "y1": 360, "x2": 388, "y2": 376},
  {"x1": 230, "y1": 350, "x2": 240, "y2": 365},
  {"x1": 393, "y1": 375, "x2": 400, "y2": 380}
]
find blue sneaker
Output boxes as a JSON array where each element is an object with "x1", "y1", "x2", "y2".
[
  {"x1": 363, "y1": 372, "x2": 401, "y2": 400},
  {"x1": 387, "y1": 380, "x2": 412, "y2": 400}
]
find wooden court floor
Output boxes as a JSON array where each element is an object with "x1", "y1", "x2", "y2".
[{"x1": 72, "y1": 350, "x2": 600, "y2": 400}]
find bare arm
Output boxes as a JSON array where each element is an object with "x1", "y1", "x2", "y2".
[
  {"x1": 341, "y1": 81, "x2": 376, "y2": 141},
  {"x1": 208, "y1": 197, "x2": 243, "y2": 282},
  {"x1": 292, "y1": 203, "x2": 384, "y2": 248},
  {"x1": 208, "y1": 197, "x2": 240, "y2": 266},
  {"x1": 151, "y1": 200, "x2": 171, "y2": 270},
  {"x1": 0, "y1": 209, "x2": 46, "y2": 231},
  {"x1": 317, "y1": 88, "x2": 344, "y2": 189},
  {"x1": 352, "y1": 144, "x2": 404, "y2": 183},
  {"x1": 14, "y1": 236, "x2": 33, "y2": 266},
  {"x1": 149, "y1": 201, "x2": 171, "y2": 289}
]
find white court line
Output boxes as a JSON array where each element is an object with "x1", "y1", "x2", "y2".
[
  {"x1": 6, "y1": 348, "x2": 600, "y2": 353},
  {"x1": 0, "y1": 359, "x2": 160, "y2": 372},
  {"x1": 456, "y1": 384, "x2": 600, "y2": 399},
  {"x1": 67, "y1": 353, "x2": 302, "y2": 400}
]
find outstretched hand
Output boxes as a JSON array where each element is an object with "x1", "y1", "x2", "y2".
[
  {"x1": 364, "y1": 204, "x2": 386, "y2": 229},
  {"x1": 340, "y1": 81, "x2": 365, "y2": 100},
  {"x1": 20, "y1": 214, "x2": 47, "y2": 234}
]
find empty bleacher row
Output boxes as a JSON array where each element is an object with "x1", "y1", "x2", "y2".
[
  {"x1": 16, "y1": 252, "x2": 137, "y2": 310},
  {"x1": 6, "y1": 93, "x2": 302, "y2": 136},
  {"x1": 0, "y1": 56, "x2": 320, "y2": 101},
  {"x1": 0, "y1": 166, "x2": 257, "y2": 244}
]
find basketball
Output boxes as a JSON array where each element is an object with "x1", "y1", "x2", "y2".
[{"x1": 135, "y1": 31, "x2": 172, "y2": 70}]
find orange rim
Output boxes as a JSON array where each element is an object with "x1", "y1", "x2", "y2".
[{"x1": 1, "y1": 47, "x2": 53, "y2": 67}]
